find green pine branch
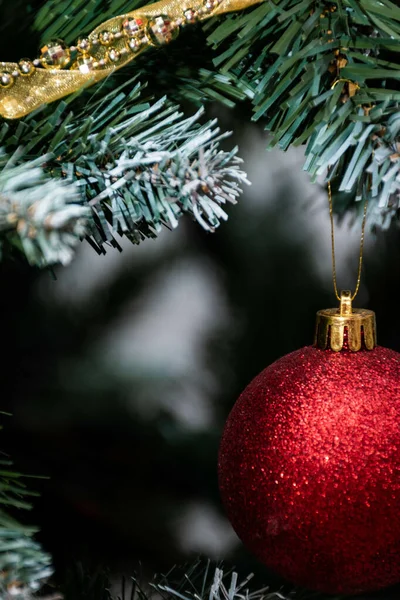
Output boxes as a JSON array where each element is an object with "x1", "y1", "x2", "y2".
[
  {"x1": 0, "y1": 518, "x2": 53, "y2": 600},
  {"x1": 0, "y1": 421, "x2": 52, "y2": 599},
  {"x1": 5, "y1": 0, "x2": 400, "y2": 260},
  {"x1": 0, "y1": 152, "x2": 88, "y2": 267},
  {"x1": 1, "y1": 79, "x2": 248, "y2": 266},
  {"x1": 58, "y1": 559, "x2": 345, "y2": 600},
  {"x1": 204, "y1": 0, "x2": 400, "y2": 225},
  {"x1": 34, "y1": 0, "x2": 148, "y2": 44},
  {"x1": 33, "y1": 0, "x2": 400, "y2": 227},
  {"x1": 0, "y1": 1, "x2": 248, "y2": 268}
]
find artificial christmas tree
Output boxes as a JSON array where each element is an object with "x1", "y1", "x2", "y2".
[
  {"x1": 2, "y1": 0, "x2": 400, "y2": 598},
  {"x1": 0, "y1": 0, "x2": 400, "y2": 267}
]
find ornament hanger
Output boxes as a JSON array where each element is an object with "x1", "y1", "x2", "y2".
[
  {"x1": 328, "y1": 180, "x2": 368, "y2": 303},
  {"x1": 314, "y1": 181, "x2": 375, "y2": 352}
]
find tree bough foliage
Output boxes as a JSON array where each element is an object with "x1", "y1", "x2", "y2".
[
  {"x1": 2, "y1": 0, "x2": 399, "y2": 266},
  {"x1": 205, "y1": 0, "x2": 400, "y2": 222}
]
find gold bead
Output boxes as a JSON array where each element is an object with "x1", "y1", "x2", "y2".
[
  {"x1": 77, "y1": 38, "x2": 91, "y2": 53},
  {"x1": 18, "y1": 58, "x2": 35, "y2": 77},
  {"x1": 122, "y1": 16, "x2": 145, "y2": 37},
  {"x1": 147, "y1": 15, "x2": 179, "y2": 46},
  {"x1": 0, "y1": 71, "x2": 14, "y2": 89},
  {"x1": 204, "y1": 0, "x2": 218, "y2": 11},
  {"x1": 74, "y1": 55, "x2": 96, "y2": 74},
  {"x1": 107, "y1": 48, "x2": 121, "y2": 62},
  {"x1": 99, "y1": 31, "x2": 114, "y2": 46},
  {"x1": 184, "y1": 9, "x2": 197, "y2": 23},
  {"x1": 40, "y1": 40, "x2": 70, "y2": 69},
  {"x1": 127, "y1": 38, "x2": 141, "y2": 52}
]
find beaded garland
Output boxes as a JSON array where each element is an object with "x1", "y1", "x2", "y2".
[{"x1": 0, "y1": 0, "x2": 262, "y2": 120}]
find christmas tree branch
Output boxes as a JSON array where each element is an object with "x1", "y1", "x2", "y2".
[
  {"x1": 0, "y1": 420, "x2": 52, "y2": 599},
  {"x1": 152, "y1": 563, "x2": 285, "y2": 600},
  {"x1": 59, "y1": 560, "x2": 315, "y2": 600},
  {"x1": 34, "y1": 0, "x2": 150, "y2": 44},
  {"x1": 33, "y1": 0, "x2": 400, "y2": 227},
  {"x1": 203, "y1": 0, "x2": 400, "y2": 225},
  {"x1": 0, "y1": 152, "x2": 88, "y2": 267},
  {"x1": 1, "y1": 79, "x2": 248, "y2": 265}
]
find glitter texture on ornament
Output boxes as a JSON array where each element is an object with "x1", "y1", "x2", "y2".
[{"x1": 218, "y1": 345, "x2": 400, "y2": 595}]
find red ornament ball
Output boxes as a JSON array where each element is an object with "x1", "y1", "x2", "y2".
[{"x1": 218, "y1": 345, "x2": 400, "y2": 595}]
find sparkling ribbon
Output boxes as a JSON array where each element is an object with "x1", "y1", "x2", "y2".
[{"x1": 0, "y1": 0, "x2": 262, "y2": 120}]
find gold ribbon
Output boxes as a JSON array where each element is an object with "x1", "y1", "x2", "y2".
[{"x1": 0, "y1": 0, "x2": 262, "y2": 120}]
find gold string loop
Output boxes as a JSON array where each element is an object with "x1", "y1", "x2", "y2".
[{"x1": 327, "y1": 180, "x2": 368, "y2": 303}]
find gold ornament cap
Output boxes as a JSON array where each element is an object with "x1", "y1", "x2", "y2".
[{"x1": 314, "y1": 290, "x2": 377, "y2": 352}]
